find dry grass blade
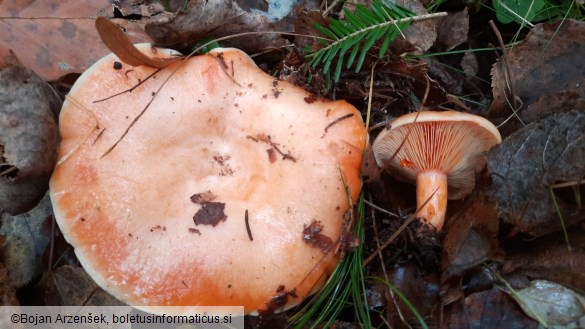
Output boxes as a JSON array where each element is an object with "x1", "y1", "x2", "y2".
[{"x1": 95, "y1": 17, "x2": 177, "y2": 69}]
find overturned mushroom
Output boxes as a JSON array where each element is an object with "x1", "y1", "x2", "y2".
[
  {"x1": 49, "y1": 45, "x2": 366, "y2": 314},
  {"x1": 372, "y1": 111, "x2": 501, "y2": 230}
]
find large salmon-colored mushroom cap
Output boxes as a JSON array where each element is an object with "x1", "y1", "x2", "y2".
[
  {"x1": 372, "y1": 111, "x2": 501, "y2": 230},
  {"x1": 49, "y1": 44, "x2": 366, "y2": 314}
]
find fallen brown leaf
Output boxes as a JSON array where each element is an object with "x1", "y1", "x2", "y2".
[
  {"x1": 442, "y1": 194, "x2": 504, "y2": 278},
  {"x1": 381, "y1": 265, "x2": 440, "y2": 327},
  {"x1": 445, "y1": 287, "x2": 538, "y2": 329},
  {"x1": 0, "y1": 194, "x2": 53, "y2": 287},
  {"x1": 390, "y1": 0, "x2": 437, "y2": 53},
  {"x1": 489, "y1": 19, "x2": 585, "y2": 120},
  {"x1": 145, "y1": 0, "x2": 317, "y2": 54},
  {"x1": 508, "y1": 280, "x2": 585, "y2": 327},
  {"x1": 432, "y1": 8, "x2": 469, "y2": 52},
  {"x1": 502, "y1": 227, "x2": 585, "y2": 295},
  {"x1": 486, "y1": 111, "x2": 585, "y2": 237},
  {"x1": 0, "y1": 57, "x2": 60, "y2": 215},
  {"x1": 0, "y1": 0, "x2": 154, "y2": 80},
  {"x1": 95, "y1": 17, "x2": 178, "y2": 68}
]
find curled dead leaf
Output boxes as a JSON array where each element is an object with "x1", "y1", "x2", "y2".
[{"x1": 95, "y1": 17, "x2": 179, "y2": 69}]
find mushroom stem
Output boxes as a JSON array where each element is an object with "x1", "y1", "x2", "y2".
[{"x1": 416, "y1": 170, "x2": 448, "y2": 230}]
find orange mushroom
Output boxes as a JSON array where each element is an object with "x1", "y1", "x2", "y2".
[
  {"x1": 49, "y1": 45, "x2": 366, "y2": 314},
  {"x1": 371, "y1": 111, "x2": 501, "y2": 230}
]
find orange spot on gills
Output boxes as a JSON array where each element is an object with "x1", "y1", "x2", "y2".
[{"x1": 400, "y1": 158, "x2": 416, "y2": 168}]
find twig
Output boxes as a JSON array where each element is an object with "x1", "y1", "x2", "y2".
[
  {"x1": 363, "y1": 199, "x2": 399, "y2": 218},
  {"x1": 365, "y1": 63, "x2": 377, "y2": 133},
  {"x1": 418, "y1": 74, "x2": 431, "y2": 111},
  {"x1": 93, "y1": 69, "x2": 161, "y2": 103},
  {"x1": 322, "y1": 0, "x2": 343, "y2": 17},
  {"x1": 549, "y1": 179, "x2": 585, "y2": 189}
]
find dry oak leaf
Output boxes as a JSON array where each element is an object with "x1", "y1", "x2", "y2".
[{"x1": 486, "y1": 111, "x2": 585, "y2": 237}]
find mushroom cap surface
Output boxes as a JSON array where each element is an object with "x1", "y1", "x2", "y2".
[
  {"x1": 49, "y1": 45, "x2": 366, "y2": 314},
  {"x1": 372, "y1": 111, "x2": 501, "y2": 199}
]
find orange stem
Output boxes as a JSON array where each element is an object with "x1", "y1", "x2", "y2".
[{"x1": 416, "y1": 170, "x2": 448, "y2": 230}]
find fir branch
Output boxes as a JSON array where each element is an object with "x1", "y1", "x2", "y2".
[{"x1": 306, "y1": 0, "x2": 447, "y2": 82}]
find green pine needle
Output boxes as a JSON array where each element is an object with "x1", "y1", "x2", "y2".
[
  {"x1": 306, "y1": 1, "x2": 448, "y2": 82},
  {"x1": 289, "y1": 193, "x2": 369, "y2": 329},
  {"x1": 306, "y1": 0, "x2": 415, "y2": 82}
]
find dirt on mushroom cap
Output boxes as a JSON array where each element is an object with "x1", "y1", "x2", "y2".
[{"x1": 49, "y1": 45, "x2": 366, "y2": 314}]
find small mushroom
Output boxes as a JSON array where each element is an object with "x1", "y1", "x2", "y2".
[
  {"x1": 50, "y1": 45, "x2": 366, "y2": 314},
  {"x1": 371, "y1": 111, "x2": 501, "y2": 230}
]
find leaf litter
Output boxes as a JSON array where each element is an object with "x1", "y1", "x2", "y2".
[
  {"x1": 1, "y1": 1, "x2": 585, "y2": 328},
  {"x1": 0, "y1": 193, "x2": 53, "y2": 288},
  {"x1": 0, "y1": 235, "x2": 19, "y2": 305},
  {"x1": 446, "y1": 286, "x2": 540, "y2": 329},
  {"x1": 502, "y1": 227, "x2": 585, "y2": 296},
  {"x1": 509, "y1": 280, "x2": 585, "y2": 328},
  {"x1": 145, "y1": 0, "x2": 315, "y2": 54},
  {"x1": 0, "y1": 54, "x2": 60, "y2": 215},
  {"x1": 41, "y1": 265, "x2": 127, "y2": 306},
  {"x1": 486, "y1": 111, "x2": 585, "y2": 237},
  {"x1": 489, "y1": 19, "x2": 585, "y2": 121},
  {"x1": 441, "y1": 194, "x2": 503, "y2": 279},
  {"x1": 0, "y1": 0, "x2": 158, "y2": 80}
]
